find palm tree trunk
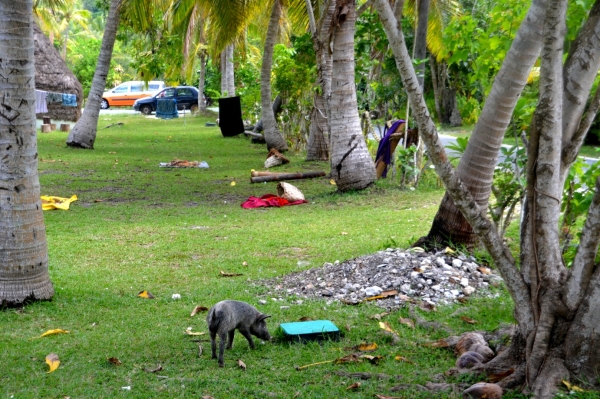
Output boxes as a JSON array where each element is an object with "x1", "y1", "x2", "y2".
[
  {"x1": 413, "y1": 0, "x2": 429, "y2": 88},
  {"x1": 226, "y1": 44, "x2": 235, "y2": 97},
  {"x1": 328, "y1": 0, "x2": 376, "y2": 191},
  {"x1": 220, "y1": 44, "x2": 235, "y2": 98},
  {"x1": 66, "y1": 0, "x2": 122, "y2": 149},
  {"x1": 61, "y1": 26, "x2": 68, "y2": 60},
  {"x1": 417, "y1": 0, "x2": 547, "y2": 248},
  {"x1": 260, "y1": 0, "x2": 288, "y2": 152},
  {"x1": 0, "y1": 0, "x2": 54, "y2": 305},
  {"x1": 306, "y1": 0, "x2": 335, "y2": 161},
  {"x1": 198, "y1": 52, "x2": 207, "y2": 112}
]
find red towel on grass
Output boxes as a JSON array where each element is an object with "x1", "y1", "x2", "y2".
[{"x1": 241, "y1": 194, "x2": 307, "y2": 209}]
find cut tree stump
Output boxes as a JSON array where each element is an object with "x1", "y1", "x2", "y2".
[
  {"x1": 50, "y1": 123, "x2": 57, "y2": 131},
  {"x1": 60, "y1": 123, "x2": 70, "y2": 132},
  {"x1": 40, "y1": 124, "x2": 51, "y2": 133}
]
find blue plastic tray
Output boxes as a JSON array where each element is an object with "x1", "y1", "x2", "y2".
[{"x1": 279, "y1": 320, "x2": 340, "y2": 343}]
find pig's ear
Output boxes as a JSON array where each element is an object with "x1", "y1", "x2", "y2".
[{"x1": 258, "y1": 314, "x2": 271, "y2": 321}]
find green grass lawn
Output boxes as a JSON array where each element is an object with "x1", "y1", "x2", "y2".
[{"x1": 0, "y1": 113, "x2": 522, "y2": 399}]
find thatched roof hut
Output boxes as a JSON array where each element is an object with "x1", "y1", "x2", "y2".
[{"x1": 34, "y1": 22, "x2": 83, "y2": 122}]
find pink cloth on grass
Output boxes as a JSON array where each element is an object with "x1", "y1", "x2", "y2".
[{"x1": 241, "y1": 194, "x2": 307, "y2": 209}]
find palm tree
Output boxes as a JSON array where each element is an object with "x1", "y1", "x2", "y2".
[
  {"x1": 305, "y1": 0, "x2": 334, "y2": 161},
  {"x1": 66, "y1": 0, "x2": 122, "y2": 149},
  {"x1": 376, "y1": 0, "x2": 600, "y2": 394},
  {"x1": 329, "y1": 0, "x2": 376, "y2": 191},
  {"x1": 415, "y1": 0, "x2": 547, "y2": 248},
  {"x1": 0, "y1": 0, "x2": 54, "y2": 305}
]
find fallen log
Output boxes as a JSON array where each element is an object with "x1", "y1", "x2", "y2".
[
  {"x1": 250, "y1": 171, "x2": 326, "y2": 183},
  {"x1": 251, "y1": 171, "x2": 288, "y2": 177}
]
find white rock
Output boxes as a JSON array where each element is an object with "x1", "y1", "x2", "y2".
[
  {"x1": 259, "y1": 299, "x2": 267, "y2": 305},
  {"x1": 431, "y1": 285, "x2": 441, "y2": 291},
  {"x1": 463, "y1": 286, "x2": 476, "y2": 295},
  {"x1": 450, "y1": 290, "x2": 460, "y2": 296},
  {"x1": 436, "y1": 257, "x2": 446, "y2": 267},
  {"x1": 364, "y1": 286, "x2": 383, "y2": 296},
  {"x1": 452, "y1": 259, "x2": 463, "y2": 268},
  {"x1": 460, "y1": 278, "x2": 469, "y2": 287},
  {"x1": 280, "y1": 306, "x2": 290, "y2": 309}
]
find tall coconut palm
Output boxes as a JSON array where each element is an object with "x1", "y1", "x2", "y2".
[
  {"x1": 415, "y1": 0, "x2": 547, "y2": 248},
  {"x1": 0, "y1": 0, "x2": 54, "y2": 305},
  {"x1": 376, "y1": 0, "x2": 600, "y2": 394},
  {"x1": 305, "y1": 0, "x2": 334, "y2": 161},
  {"x1": 66, "y1": 0, "x2": 122, "y2": 149},
  {"x1": 329, "y1": 0, "x2": 376, "y2": 191}
]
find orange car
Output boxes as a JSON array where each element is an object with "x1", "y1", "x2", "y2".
[{"x1": 101, "y1": 81, "x2": 165, "y2": 109}]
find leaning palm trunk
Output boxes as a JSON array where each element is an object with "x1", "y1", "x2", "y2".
[
  {"x1": 305, "y1": 0, "x2": 335, "y2": 161},
  {"x1": 260, "y1": 0, "x2": 288, "y2": 152},
  {"x1": 328, "y1": 0, "x2": 376, "y2": 191},
  {"x1": 66, "y1": 0, "x2": 122, "y2": 149},
  {"x1": 0, "y1": 0, "x2": 54, "y2": 305},
  {"x1": 416, "y1": 0, "x2": 547, "y2": 248},
  {"x1": 377, "y1": 0, "x2": 600, "y2": 396}
]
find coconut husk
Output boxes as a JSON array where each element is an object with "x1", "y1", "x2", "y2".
[{"x1": 277, "y1": 182, "x2": 305, "y2": 202}]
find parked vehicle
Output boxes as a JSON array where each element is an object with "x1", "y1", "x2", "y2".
[
  {"x1": 133, "y1": 86, "x2": 199, "y2": 115},
  {"x1": 101, "y1": 80, "x2": 165, "y2": 109}
]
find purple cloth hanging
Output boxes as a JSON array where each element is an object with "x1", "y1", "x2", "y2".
[{"x1": 375, "y1": 120, "x2": 405, "y2": 178}]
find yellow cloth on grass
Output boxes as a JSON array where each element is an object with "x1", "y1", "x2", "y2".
[{"x1": 41, "y1": 195, "x2": 78, "y2": 211}]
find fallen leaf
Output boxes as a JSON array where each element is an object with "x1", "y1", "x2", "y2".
[
  {"x1": 197, "y1": 344, "x2": 203, "y2": 357},
  {"x1": 219, "y1": 271, "x2": 243, "y2": 277},
  {"x1": 394, "y1": 355, "x2": 415, "y2": 364},
  {"x1": 379, "y1": 321, "x2": 398, "y2": 335},
  {"x1": 369, "y1": 312, "x2": 390, "y2": 320},
  {"x1": 144, "y1": 365, "x2": 163, "y2": 373},
  {"x1": 230, "y1": 181, "x2": 236, "y2": 186},
  {"x1": 422, "y1": 338, "x2": 452, "y2": 348},
  {"x1": 299, "y1": 316, "x2": 313, "y2": 321},
  {"x1": 399, "y1": 318, "x2": 415, "y2": 329},
  {"x1": 293, "y1": 392, "x2": 300, "y2": 398},
  {"x1": 346, "y1": 382, "x2": 361, "y2": 390},
  {"x1": 329, "y1": 179, "x2": 336, "y2": 185},
  {"x1": 45, "y1": 353, "x2": 60, "y2": 373},
  {"x1": 444, "y1": 247, "x2": 456, "y2": 254},
  {"x1": 397, "y1": 294, "x2": 411, "y2": 301},
  {"x1": 357, "y1": 342, "x2": 378, "y2": 352},
  {"x1": 190, "y1": 305, "x2": 209, "y2": 317},
  {"x1": 457, "y1": 297, "x2": 469, "y2": 304},
  {"x1": 366, "y1": 295, "x2": 385, "y2": 301},
  {"x1": 237, "y1": 359, "x2": 246, "y2": 370},
  {"x1": 562, "y1": 380, "x2": 585, "y2": 393},
  {"x1": 460, "y1": 316, "x2": 478, "y2": 324},
  {"x1": 36, "y1": 329, "x2": 70, "y2": 339},
  {"x1": 487, "y1": 368, "x2": 514, "y2": 383},
  {"x1": 184, "y1": 330, "x2": 206, "y2": 336},
  {"x1": 242, "y1": 261, "x2": 248, "y2": 266},
  {"x1": 137, "y1": 290, "x2": 155, "y2": 299},
  {"x1": 202, "y1": 396, "x2": 215, "y2": 399},
  {"x1": 107, "y1": 357, "x2": 122, "y2": 366},
  {"x1": 375, "y1": 394, "x2": 404, "y2": 399},
  {"x1": 341, "y1": 231, "x2": 348, "y2": 235},
  {"x1": 478, "y1": 267, "x2": 492, "y2": 275},
  {"x1": 94, "y1": 199, "x2": 104, "y2": 203}
]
